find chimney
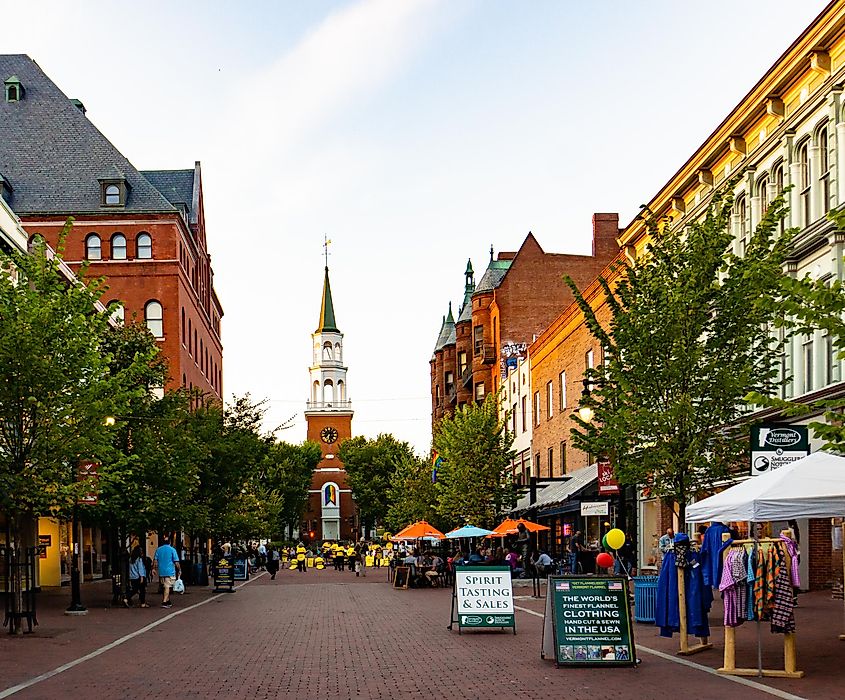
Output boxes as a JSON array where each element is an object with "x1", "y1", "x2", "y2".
[{"x1": 70, "y1": 98, "x2": 86, "y2": 115}]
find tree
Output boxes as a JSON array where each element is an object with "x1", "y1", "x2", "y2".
[
  {"x1": 433, "y1": 393, "x2": 516, "y2": 528},
  {"x1": 386, "y1": 452, "x2": 440, "y2": 531},
  {"x1": 338, "y1": 434, "x2": 414, "y2": 531},
  {"x1": 264, "y1": 440, "x2": 322, "y2": 540},
  {"x1": 566, "y1": 186, "x2": 795, "y2": 529},
  {"x1": 0, "y1": 225, "x2": 152, "y2": 543}
]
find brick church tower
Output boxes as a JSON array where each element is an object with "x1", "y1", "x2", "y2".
[{"x1": 304, "y1": 266, "x2": 356, "y2": 542}]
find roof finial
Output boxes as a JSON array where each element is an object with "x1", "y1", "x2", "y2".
[
  {"x1": 323, "y1": 234, "x2": 331, "y2": 268},
  {"x1": 490, "y1": 244, "x2": 494, "y2": 262}
]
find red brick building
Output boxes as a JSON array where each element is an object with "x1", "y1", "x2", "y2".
[
  {"x1": 431, "y1": 220, "x2": 620, "y2": 430},
  {"x1": 304, "y1": 266, "x2": 357, "y2": 542},
  {"x1": 0, "y1": 55, "x2": 222, "y2": 400}
]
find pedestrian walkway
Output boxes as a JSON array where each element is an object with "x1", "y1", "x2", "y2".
[{"x1": 4, "y1": 566, "x2": 837, "y2": 699}]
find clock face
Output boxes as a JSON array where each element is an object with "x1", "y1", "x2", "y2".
[{"x1": 320, "y1": 426, "x2": 338, "y2": 444}]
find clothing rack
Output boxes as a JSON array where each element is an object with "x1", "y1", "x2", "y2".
[
  {"x1": 677, "y1": 563, "x2": 712, "y2": 655},
  {"x1": 718, "y1": 538, "x2": 803, "y2": 679}
]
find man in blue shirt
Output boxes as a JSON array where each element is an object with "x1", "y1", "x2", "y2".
[{"x1": 153, "y1": 536, "x2": 181, "y2": 608}]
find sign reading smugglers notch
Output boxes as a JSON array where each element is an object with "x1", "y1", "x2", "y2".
[{"x1": 750, "y1": 424, "x2": 810, "y2": 476}]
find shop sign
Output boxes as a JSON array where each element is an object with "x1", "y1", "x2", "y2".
[
  {"x1": 451, "y1": 565, "x2": 515, "y2": 632},
  {"x1": 77, "y1": 461, "x2": 99, "y2": 505},
  {"x1": 597, "y1": 455, "x2": 619, "y2": 495},
  {"x1": 233, "y1": 554, "x2": 249, "y2": 581},
  {"x1": 213, "y1": 556, "x2": 234, "y2": 591},
  {"x1": 750, "y1": 424, "x2": 809, "y2": 476},
  {"x1": 541, "y1": 575, "x2": 636, "y2": 667},
  {"x1": 580, "y1": 502, "x2": 609, "y2": 516},
  {"x1": 38, "y1": 534, "x2": 51, "y2": 559}
]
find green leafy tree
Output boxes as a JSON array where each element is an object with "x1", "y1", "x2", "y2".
[
  {"x1": 567, "y1": 186, "x2": 795, "y2": 529},
  {"x1": 264, "y1": 440, "x2": 322, "y2": 540},
  {"x1": 386, "y1": 452, "x2": 440, "y2": 531},
  {"x1": 338, "y1": 433, "x2": 414, "y2": 531},
  {"x1": 749, "y1": 208, "x2": 845, "y2": 450},
  {"x1": 0, "y1": 224, "x2": 152, "y2": 543},
  {"x1": 433, "y1": 393, "x2": 516, "y2": 528}
]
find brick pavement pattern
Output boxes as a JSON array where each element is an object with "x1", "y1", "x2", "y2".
[{"x1": 2, "y1": 568, "x2": 843, "y2": 699}]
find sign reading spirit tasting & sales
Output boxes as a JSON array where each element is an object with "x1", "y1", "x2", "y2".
[
  {"x1": 750, "y1": 424, "x2": 809, "y2": 476},
  {"x1": 450, "y1": 565, "x2": 515, "y2": 633},
  {"x1": 542, "y1": 576, "x2": 636, "y2": 667}
]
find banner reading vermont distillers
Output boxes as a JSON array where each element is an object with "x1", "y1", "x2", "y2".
[{"x1": 542, "y1": 576, "x2": 635, "y2": 666}]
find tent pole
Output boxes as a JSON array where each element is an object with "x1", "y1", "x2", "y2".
[
  {"x1": 753, "y1": 522, "x2": 762, "y2": 678},
  {"x1": 840, "y1": 522, "x2": 845, "y2": 642}
]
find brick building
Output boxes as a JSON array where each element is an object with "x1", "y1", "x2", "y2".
[
  {"x1": 303, "y1": 266, "x2": 357, "y2": 543},
  {"x1": 0, "y1": 55, "x2": 223, "y2": 401},
  {"x1": 430, "y1": 224, "x2": 619, "y2": 431}
]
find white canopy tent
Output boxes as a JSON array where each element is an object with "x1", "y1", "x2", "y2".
[{"x1": 686, "y1": 451, "x2": 845, "y2": 523}]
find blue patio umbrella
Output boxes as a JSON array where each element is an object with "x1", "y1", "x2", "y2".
[{"x1": 445, "y1": 525, "x2": 494, "y2": 539}]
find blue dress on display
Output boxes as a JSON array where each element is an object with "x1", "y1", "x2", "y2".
[
  {"x1": 655, "y1": 534, "x2": 713, "y2": 638},
  {"x1": 700, "y1": 522, "x2": 731, "y2": 588}
]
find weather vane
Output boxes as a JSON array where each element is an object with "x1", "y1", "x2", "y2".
[{"x1": 323, "y1": 234, "x2": 331, "y2": 268}]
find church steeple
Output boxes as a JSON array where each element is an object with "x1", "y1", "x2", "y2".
[{"x1": 317, "y1": 266, "x2": 339, "y2": 333}]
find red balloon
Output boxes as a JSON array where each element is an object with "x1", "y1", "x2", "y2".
[{"x1": 596, "y1": 552, "x2": 614, "y2": 569}]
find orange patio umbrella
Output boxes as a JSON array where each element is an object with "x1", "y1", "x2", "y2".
[
  {"x1": 391, "y1": 520, "x2": 445, "y2": 541},
  {"x1": 488, "y1": 518, "x2": 550, "y2": 537}
]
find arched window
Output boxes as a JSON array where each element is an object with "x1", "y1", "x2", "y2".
[
  {"x1": 335, "y1": 342, "x2": 341, "y2": 362},
  {"x1": 104, "y1": 184, "x2": 120, "y2": 205},
  {"x1": 107, "y1": 300, "x2": 124, "y2": 325},
  {"x1": 337, "y1": 380, "x2": 345, "y2": 402},
  {"x1": 323, "y1": 379, "x2": 334, "y2": 404},
  {"x1": 136, "y1": 232, "x2": 152, "y2": 259},
  {"x1": 756, "y1": 174, "x2": 770, "y2": 213},
  {"x1": 111, "y1": 233, "x2": 127, "y2": 260},
  {"x1": 144, "y1": 300, "x2": 163, "y2": 338},
  {"x1": 182, "y1": 373, "x2": 187, "y2": 387},
  {"x1": 181, "y1": 308, "x2": 186, "y2": 345},
  {"x1": 322, "y1": 342, "x2": 333, "y2": 361},
  {"x1": 735, "y1": 194, "x2": 747, "y2": 254},
  {"x1": 200, "y1": 339, "x2": 204, "y2": 371},
  {"x1": 818, "y1": 123, "x2": 831, "y2": 213},
  {"x1": 188, "y1": 318, "x2": 193, "y2": 355},
  {"x1": 313, "y1": 380, "x2": 320, "y2": 403},
  {"x1": 6, "y1": 85, "x2": 18, "y2": 102},
  {"x1": 797, "y1": 139, "x2": 811, "y2": 227},
  {"x1": 85, "y1": 233, "x2": 101, "y2": 260},
  {"x1": 27, "y1": 234, "x2": 44, "y2": 253}
]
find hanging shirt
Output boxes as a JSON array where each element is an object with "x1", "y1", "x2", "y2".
[{"x1": 700, "y1": 523, "x2": 731, "y2": 588}]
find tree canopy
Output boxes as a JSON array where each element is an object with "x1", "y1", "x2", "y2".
[{"x1": 567, "y1": 187, "x2": 796, "y2": 528}]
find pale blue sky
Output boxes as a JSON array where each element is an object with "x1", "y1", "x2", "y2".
[{"x1": 5, "y1": 0, "x2": 829, "y2": 452}]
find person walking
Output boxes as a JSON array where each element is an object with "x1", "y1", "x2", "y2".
[
  {"x1": 152, "y1": 536, "x2": 181, "y2": 609},
  {"x1": 266, "y1": 545, "x2": 280, "y2": 580},
  {"x1": 123, "y1": 545, "x2": 149, "y2": 608},
  {"x1": 295, "y1": 542, "x2": 307, "y2": 572}
]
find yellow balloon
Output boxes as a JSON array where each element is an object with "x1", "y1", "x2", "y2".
[{"x1": 606, "y1": 528, "x2": 625, "y2": 550}]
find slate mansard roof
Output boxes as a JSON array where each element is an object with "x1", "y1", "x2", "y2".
[
  {"x1": 141, "y1": 169, "x2": 197, "y2": 223},
  {"x1": 0, "y1": 54, "x2": 179, "y2": 215}
]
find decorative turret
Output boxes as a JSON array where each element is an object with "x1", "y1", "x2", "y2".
[{"x1": 307, "y1": 265, "x2": 351, "y2": 413}]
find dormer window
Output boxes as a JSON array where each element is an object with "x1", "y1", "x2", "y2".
[
  {"x1": 98, "y1": 176, "x2": 128, "y2": 207},
  {"x1": 4, "y1": 76, "x2": 23, "y2": 103}
]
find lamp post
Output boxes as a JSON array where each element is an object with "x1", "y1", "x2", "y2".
[{"x1": 65, "y1": 504, "x2": 87, "y2": 615}]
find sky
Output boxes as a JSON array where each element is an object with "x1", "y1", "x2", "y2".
[{"x1": 3, "y1": 0, "x2": 831, "y2": 453}]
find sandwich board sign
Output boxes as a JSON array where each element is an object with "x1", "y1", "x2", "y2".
[
  {"x1": 750, "y1": 424, "x2": 809, "y2": 476},
  {"x1": 541, "y1": 575, "x2": 635, "y2": 666},
  {"x1": 449, "y1": 565, "x2": 515, "y2": 634}
]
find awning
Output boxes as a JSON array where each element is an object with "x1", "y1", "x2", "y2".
[{"x1": 512, "y1": 464, "x2": 598, "y2": 515}]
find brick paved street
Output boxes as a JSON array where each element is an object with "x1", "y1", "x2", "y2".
[{"x1": 2, "y1": 569, "x2": 844, "y2": 700}]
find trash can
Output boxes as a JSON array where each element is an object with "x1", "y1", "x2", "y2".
[{"x1": 633, "y1": 576, "x2": 659, "y2": 623}]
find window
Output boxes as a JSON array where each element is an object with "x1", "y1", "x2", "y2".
[
  {"x1": 559, "y1": 371, "x2": 567, "y2": 412},
  {"x1": 458, "y1": 351, "x2": 468, "y2": 376},
  {"x1": 445, "y1": 371, "x2": 454, "y2": 396},
  {"x1": 512, "y1": 403, "x2": 517, "y2": 434},
  {"x1": 323, "y1": 342, "x2": 333, "y2": 361},
  {"x1": 85, "y1": 233, "x2": 101, "y2": 260},
  {"x1": 521, "y1": 396, "x2": 527, "y2": 433},
  {"x1": 473, "y1": 326, "x2": 484, "y2": 356},
  {"x1": 534, "y1": 391, "x2": 540, "y2": 426},
  {"x1": 435, "y1": 385, "x2": 441, "y2": 407},
  {"x1": 803, "y1": 337, "x2": 814, "y2": 394},
  {"x1": 104, "y1": 184, "x2": 120, "y2": 205},
  {"x1": 585, "y1": 349, "x2": 594, "y2": 369},
  {"x1": 757, "y1": 174, "x2": 770, "y2": 213},
  {"x1": 797, "y1": 139, "x2": 811, "y2": 227},
  {"x1": 736, "y1": 194, "x2": 747, "y2": 254},
  {"x1": 548, "y1": 447, "x2": 554, "y2": 478},
  {"x1": 475, "y1": 382, "x2": 485, "y2": 401},
  {"x1": 111, "y1": 233, "x2": 126, "y2": 260},
  {"x1": 560, "y1": 441, "x2": 567, "y2": 473},
  {"x1": 826, "y1": 333, "x2": 834, "y2": 387},
  {"x1": 137, "y1": 232, "x2": 152, "y2": 259},
  {"x1": 546, "y1": 381, "x2": 553, "y2": 420},
  {"x1": 181, "y1": 308, "x2": 186, "y2": 345},
  {"x1": 818, "y1": 124, "x2": 831, "y2": 215},
  {"x1": 774, "y1": 162, "x2": 785, "y2": 233},
  {"x1": 144, "y1": 300, "x2": 163, "y2": 338},
  {"x1": 534, "y1": 452, "x2": 540, "y2": 479},
  {"x1": 106, "y1": 300, "x2": 124, "y2": 325}
]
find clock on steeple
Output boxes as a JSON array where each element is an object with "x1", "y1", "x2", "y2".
[{"x1": 304, "y1": 259, "x2": 355, "y2": 543}]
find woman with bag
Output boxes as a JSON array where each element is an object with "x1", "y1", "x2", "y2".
[{"x1": 124, "y1": 545, "x2": 150, "y2": 608}]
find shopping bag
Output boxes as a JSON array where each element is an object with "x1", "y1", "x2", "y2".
[{"x1": 172, "y1": 576, "x2": 185, "y2": 594}]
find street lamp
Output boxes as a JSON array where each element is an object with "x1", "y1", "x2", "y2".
[{"x1": 577, "y1": 377, "x2": 594, "y2": 423}]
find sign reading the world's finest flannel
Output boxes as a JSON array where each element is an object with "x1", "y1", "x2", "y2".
[
  {"x1": 542, "y1": 576, "x2": 635, "y2": 667},
  {"x1": 454, "y1": 565, "x2": 515, "y2": 630}
]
